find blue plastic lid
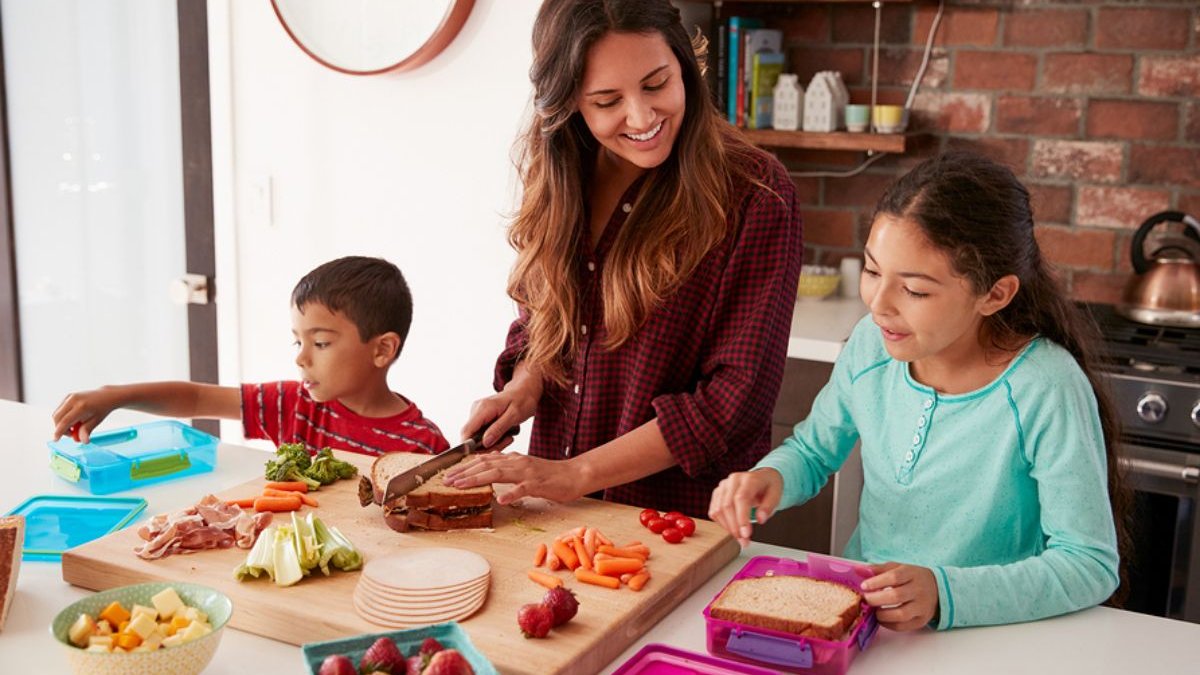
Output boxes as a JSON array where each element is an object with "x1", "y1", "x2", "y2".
[
  {"x1": 301, "y1": 621, "x2": 496, "y2": 675},
  {"x1": 4, "y1": 494, "x2": 147, "y2": 561},
  {"x1": 48, "y1": 420, "x2": 217, "y2": 469}
]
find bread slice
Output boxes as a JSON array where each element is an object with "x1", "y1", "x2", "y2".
[
  {"x1": 709, "y1": 574, "x2": 862, "y2": 641},
  {"x1": 0, "y1": 515, "x2": 24, "y2": 632},
  {"x1": 363, "y1": 452, "x2": 494, "y2": 532},
  {"x1": 404, "y1": 467, "x2": 493, "y2": 510},
  {"x1": 384, "y1": 507, "x2": 494, "y2": 534}
]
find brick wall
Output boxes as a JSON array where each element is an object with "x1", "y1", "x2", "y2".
[{"x1": 733, "y1": 1, "x2": 1200, "y2": 304}]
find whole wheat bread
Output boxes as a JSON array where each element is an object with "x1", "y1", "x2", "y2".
[
  {"x1": 0, "y1": 515, "x2": 24, "y2": 632},
  {"x1": 362, "y1": 452, "x2": 493, "y2": 531},
  {"x1": 709, "y1": 574, "x2": 862, "y2": 641}
]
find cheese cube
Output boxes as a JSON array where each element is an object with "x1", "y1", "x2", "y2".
[
  {"x1": 142, "y1": 631, "x2": 163, "y2": 651},
  {"x1": 151, "y1": 588, "x2": 185, "y2": 620},
  {"x1": 178, "y1": 620, "x2": 211, "y2": 643},
  {"x1": 67, "y1": 613, "x2": 97, "y2": 647},
  {"x1": 126, "y1": 612, "x2": 159, "y2": 640},
  {"x1": 131, "y1": 604, "x2": 158, "y2": 621},
  {"x1": 161, "y1": 633, "x2": 184, "y2": 649},
  {"x1": 87, "y1": 635, "x2": 113, "y2": 648},
  {"x1": 95, "y1": 620, "x2": 113, "y2": 636},
  {"x1": 85, "y1": 645, "x2": 110, "y2": 653},
  {"x1": 98, "y1": 601, "x2": 130, "y2": 627},
  {"x1": 181, "y1": 606, "x2": 207, "y2": 623}
]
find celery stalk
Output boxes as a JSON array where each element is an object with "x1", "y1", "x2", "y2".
[
  {"x1": 272, "y1": 525, "x2": 304, "y2": 586},
  {"x1": 234, "y1": 524, "x2": 277, "y2": 581},
  {"x1": 311, "y1": 514, "x2": 362, "y2": 573}
]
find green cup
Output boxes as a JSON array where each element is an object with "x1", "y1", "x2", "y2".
[{"x1": 844, "y1": 104, "x2": 870, "y2": 133}]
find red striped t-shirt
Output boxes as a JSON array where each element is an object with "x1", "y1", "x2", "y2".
[{"x1": 240, "y1": 381, "x2": 450, "y2": 456}]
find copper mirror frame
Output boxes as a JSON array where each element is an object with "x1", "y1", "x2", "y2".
[{"x1": 270, "y1": 0, "x2": 476, "y2": 76}]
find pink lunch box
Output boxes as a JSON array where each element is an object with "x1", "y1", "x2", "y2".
[{"x1": 702, "y1": 554, "x2": 879, "y2": 674}]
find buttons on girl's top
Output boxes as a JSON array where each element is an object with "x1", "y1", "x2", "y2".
[
  {"x1": 923, "y1": 398, "x2": 934, "y2": 410},
  {"x1": 904, "y1": 451, "x2": 914, "y2": 462},
  {"x1": 911, "y1": 433, "x2": 921, "y2": 446},
  {"x1": 573, "y1": 384, "x2": 580, "y2": 395},
  {"x1": 918, "y1": 415, "x2": 927, "y2": 427}
]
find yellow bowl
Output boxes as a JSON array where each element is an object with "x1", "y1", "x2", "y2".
[
  {"x1": 50, "y1": 582, "x2": 232, "y2": 675},
  {"x1": 797, "y1": 274, "x2": 840, "y2": 301}
]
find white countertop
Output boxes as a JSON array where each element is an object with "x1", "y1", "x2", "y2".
[
  {"x1": 788, "y1": 297, "x2": 868, "y2": 362},
  {"x1": 2, "y1": 398, "x2": 1199, "y2": 674}
]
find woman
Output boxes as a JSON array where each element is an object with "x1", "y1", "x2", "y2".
[{"x1": 446, "y1": 0, "x2": 803, "y2": 518}]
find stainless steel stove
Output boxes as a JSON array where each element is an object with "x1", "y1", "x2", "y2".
[{"x1": 1084, "y1": 303, "x2": 1200, "y2": 623}]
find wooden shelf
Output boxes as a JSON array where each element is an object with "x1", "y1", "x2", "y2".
[{"x1": 742, "y1": 129, "x2": 907, "y2": 153}]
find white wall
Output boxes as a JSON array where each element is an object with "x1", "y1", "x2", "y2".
[{"x1": 213, "y1": 1, "x2": 542, "y2": 446}]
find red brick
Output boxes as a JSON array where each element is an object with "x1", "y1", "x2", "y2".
[
  {"x1": 1086, "y1": 100, "x2": 1179, "y2": 142},
  {"x1": 945, "y1": 137, "x2": 1029, "y2": 173},
  {"x1": 1129, "y1": 146, "x2": 1200, "y2": 190},
  {"x1": 824, "y1": 173, "x2": 896, "y2": 208},
  {"x1": 1035, "y1": 226, "x2": 1117, "y2": 270},
  {"x1": 1031, "y1": 140, "x2": 1123, "y2": 184},
  {"x1": 996, "y1": 96, "x2": 1081, "y2": 136},
  {"x1": 1096, "y1": 8, "x2": 1190, "y2": 51},
  {"x1": 1003, "y1": 9, "x2": 1088, "y2": 48},
  {"x1": 847, "y1": 87, "x2": 908, "y2": 106},
  {"x1": 1028, "y1": 184, "x2": 1073, "y2": 225},
  {"x1": 953, "y1": 51, "x2": 1037, "y2": 91},
  {"x1": 1071, "y1": 272, "x2": 1127, "y2": 304},
  {"x1": 788, "y1": 47, "x2": 866, "y2": 86},
  {"x1": 1138, "y1": 56, "x2": 1200, "y2": 98},
  {"x1": 815, "y1": 250, "x2": 863, "y2": 268},
  {"x1": 775, "y1": 7, "x2": 831, "y2": 43},
  {"x1": 800, "y1": 209, "x2": 857, "y2": 247},
  {"x1": 1178, "y1": 193, "x2": 1200, "y2": 219},
  {"x1": 832, "y1": 5, "x2": 911, "y2": 44},
  {"x1": 1043, "y1": 54, "x2": 1133, "y2": 95},
  {"x1": 910, "y1": 92, "x2": 991, "y2": 133},
  {"x1": 775, "y1": 148, "x2": 862, "y2": 168},
  {"x1": 1076, "y1": 186, "x2": 1172, "y2": 229},
  {"x1": 914, "y1": 6, "x2": 999, "y2": 47},
  {"x1": 877, "y1": 47, "x2": 949, "y2": 89},
  {"x1": 792, "y1": 177, "x2": 821, "y2": 205},
  {"x1": 1187, "y1": 102, "x2": 1200, "y2": 144}
]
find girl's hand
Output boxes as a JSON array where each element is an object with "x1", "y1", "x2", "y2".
[
  {"x1": 51, "y1": 388, "x2": 122, "y2": 443},
  {"x1": 708, "y1": 469, "x2": 783, "y2": 547},
  {"x1": 443, "y1": 452, "x2": 583, "y2": 505},
  {"x1": 460, "y1": 367, "x2": 543, "y2": 449},
  {"x1": 861, "y1": 562, "x2": 939, "y2": 631}
]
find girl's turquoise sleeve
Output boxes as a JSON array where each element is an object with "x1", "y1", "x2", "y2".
[{"x1": 932, "y1": 370, "x2": 1120, "y2": 629}]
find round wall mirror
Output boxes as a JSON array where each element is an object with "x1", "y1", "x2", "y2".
[{"x1": 271, "y1": 0, "x2": 476, "y2": 75}]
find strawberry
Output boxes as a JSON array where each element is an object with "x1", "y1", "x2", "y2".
[
  {"x1": 418, "y1": 637, "x2": 444, "y2": 658},
  {"x1": 516, "y1": 602, "x2": 554, "y2": 639},
  {"x1": 360, "y1": 636, "x2": 405, "y2": 673},
  {"x1": 541, "y1": 586, "x2": 579, "y2": 627},
  {"x1": 318, "y1": 654, "x2": 357, "y2": 675},
  {"x1": 405, "y1": 654, "x2": 425, "y2": 675},
  {"x1": 422, "y1": 648, "x2": 475, "y2": 675}
]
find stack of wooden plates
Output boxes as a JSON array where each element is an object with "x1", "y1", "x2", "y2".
[{"x1": 353, "y1": 547, "x2": 490, "y2": 628}]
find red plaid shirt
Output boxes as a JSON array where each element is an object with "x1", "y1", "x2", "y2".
[
  {"x1": 495, "y1": 152, "x2": 803, "y2": 518},
  {"x1": 241, "y1": 381, "x2": 450, "y2": 457}
]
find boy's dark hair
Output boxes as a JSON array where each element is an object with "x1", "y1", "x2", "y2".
[
  {"x1": 874, "y1": 150, "x2": 1132, "y2": 606},
  {"x1": 291, "y1": 256, "x2": 413, "y2": 350}
]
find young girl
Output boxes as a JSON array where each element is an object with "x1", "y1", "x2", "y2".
[
  {"x1": 709, "y1": 152, "x2": 1126, "y2": 632},
  {"x1": 448, "y1": 0, "x2": 803, "y2": 517}
]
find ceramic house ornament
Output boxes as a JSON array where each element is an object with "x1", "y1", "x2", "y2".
[
  {"x1": 802, "y1": 72, "x2": 838, "y2": 133},
  {"x1": 771, "y1": 74, "x2": 802, "y2": 131}
]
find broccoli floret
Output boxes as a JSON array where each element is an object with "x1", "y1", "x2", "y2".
[
  {"x1": 274, "y1": 443, "x2": 312, "y2": 471},
  {"x1": 264, "y1": 454, "x2": 321, "y2": 491},
  {"x1": 303, "y1": 448, "x2": 358, "y2": 485}
]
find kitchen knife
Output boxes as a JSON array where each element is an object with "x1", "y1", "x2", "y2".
[{"x1": 382, "y1": 426, "x2": 519, "y2": 504}]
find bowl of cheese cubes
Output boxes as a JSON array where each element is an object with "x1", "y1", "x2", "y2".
[{"x1": 50, "y1": 582, "x2": 232, "y2": 675}]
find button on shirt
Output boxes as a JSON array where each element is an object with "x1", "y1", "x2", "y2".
[{"x1": 494, "y1": 152, "x2": 804, "y2": 518}]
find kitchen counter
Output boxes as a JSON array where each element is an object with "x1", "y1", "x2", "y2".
[
  {"x1": 1, "y1": 398, "x2": 1198, "y2": 674},
  {"x1": 789, "y1": 296, "x2": 868, "y2": 362}
]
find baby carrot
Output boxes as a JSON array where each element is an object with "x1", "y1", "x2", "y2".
[
  {"x1": 264, "y1": 481, "x2": 309, "y2": 493},
  {"x1": 225, "y1": 497, "x2": 256, "y2": 509},
  {"x1": 262, "y1": 487, "x2": 318, "y2": 508},
  {"x1": 572, "y1": 536, "x2": 592, "y2": 571},
  {"x1": 575, "y1": 567, "x2": 621, "y2": 589},
  {"x1": 595, "y1": 529, "x2": 613, "y2": 547},
  {"x1": 595, "y1": 557, "x2": 643, "y2": 577},
  {"x1": 547, "y1": 548, "x2": 562, "y2": 571},
  {"x1": 583, "y1": 527, "x2": 598, "y2": 560},
  {"x1": 534, "y1": 542, "x2": 548, "y2": 567},
  {"x1": 620, "y1": 573, "x2": 634, "y2": 584},
  {"x1": 552, "y1": 539, "x2": 579, "y2": 570},
  {"x1": 253, "y1": 495, "x2": 302, "y2": 512},
  {"x1": 527, "y1": 569, "x2": 564, "y2": 589},
  {"x1": 598, "y1": 545, "x2": 648, "y2": 561},
  {"x1": 628, "y1": 571, "x2": 651, "y2": 592}
]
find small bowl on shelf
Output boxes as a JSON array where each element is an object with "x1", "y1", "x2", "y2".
[{"x1": 797, "y1": 265, "x2": 841, "y2": 302}]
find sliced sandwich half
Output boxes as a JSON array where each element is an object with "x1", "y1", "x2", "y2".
[
  {"x1": 359, "y1": 452, "x2": 493, "y2": 532},
  {"x1": 709, "y1": 574, "x2": 862, "y2": 641}
]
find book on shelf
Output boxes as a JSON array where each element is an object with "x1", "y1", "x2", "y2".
[
  {"x1": 741, "y1": 28, "x2": 783, "y2": 128},
  {"x1": 714, "y1": 21, "x2": 727, "y2": 113},
  {"x1": 749, "y1": 52, "x2": 785, "y2": 130},
  {"x1": 725, "y1": 16, "x2": 762, "y2": 125}
]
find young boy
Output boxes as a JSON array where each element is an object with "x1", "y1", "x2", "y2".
[{"x1": 51, "y1": 256, "x2": 450, "y2": 457}]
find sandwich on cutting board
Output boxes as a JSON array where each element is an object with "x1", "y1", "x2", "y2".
[{"x1": 358, "y1": 428, "x2": 517, "y2": 532}]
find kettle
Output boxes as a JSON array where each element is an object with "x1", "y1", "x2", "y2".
[{"x1": 1117, "y1": 210, "x2": 1200, "y2": 328}]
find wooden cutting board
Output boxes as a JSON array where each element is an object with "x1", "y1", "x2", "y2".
[{"x1": 61, "y1": 450, "x2": 739, "y2": 674}]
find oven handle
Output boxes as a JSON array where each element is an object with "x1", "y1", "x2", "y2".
[{"x1": 1119, "y1": 457, "x2": 1200, "y2": 485}]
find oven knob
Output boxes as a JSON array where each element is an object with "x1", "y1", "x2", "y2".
[
  {"x1": 1136, "y1": 393, "x2": 1168, "y2": 424},
  {"x1": 1192, "y1": 401, "x2": 1200, "y2": 429}
]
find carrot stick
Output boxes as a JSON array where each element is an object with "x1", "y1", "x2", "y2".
[
  {"x1": 547, "y1": 549, "x2": 562, "y2": 571},
  {"x1": 595, "y1": 557, "x2": 643, "y2": 577},
  {"x1": 575, "y1": 567, "x2": 621, "y2": 589},
  {"x1": 557, "y1": 526, "x2": 585, "y2": 542},
  {"x1": 620, "y1": 540, "x2": 643, "y2": 548},
  {"x1": 534, "y1": 542, "x2": 548, "y2": 567},
  {"x1": 253, "y1": 495, "x2": 302, "y2": 512},
  {"x1": 583, "y1": 528, "x2": 598, "y2": 560},
  {"x1": 572, "y1": 536, "x2": 592, "y2": 571},
  {"x1": 628, "y1": 571, "x2": 651, "y2": 591},
  {"x1": 264, "y1": 481, "x2": 309, "y2": 493},
  {"x1": 225, "y1": 497, "x2": 256, "y2": 508},
  {"x1": 598, "y1": 545, "x2": 648, "y2": 561},
  {"x1": 527, "y1": 569, "x2": 564, "y2": 589},
  {"x1": 263, "y1": 487, "x2": 318, "y2": 508},
  {"x1": 620, "y1": 573, "x2": 634, "y2": 584},
  {"x1": 595, "y1": 529, "x2": 613, "y2": 547},
  {"x1": 552, "y1": 539, "x2": 579, "y2": 570}
]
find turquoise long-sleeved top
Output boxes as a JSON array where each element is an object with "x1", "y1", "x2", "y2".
[{"x1": 756, "y1": 316, "x2": 1119, "y2": 630}]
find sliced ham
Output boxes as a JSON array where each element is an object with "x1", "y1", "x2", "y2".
[{"x1": 134, "y1": 495, "x2": 273, "y2": 560}]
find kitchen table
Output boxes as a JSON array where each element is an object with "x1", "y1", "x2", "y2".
[{"x1": 1, "y1": 399, "x2": 1198, "y2": 674}]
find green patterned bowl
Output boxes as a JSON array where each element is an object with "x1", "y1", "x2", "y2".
[{"x1": 50, "y1": 582, "x2": 233, "y2": 675}]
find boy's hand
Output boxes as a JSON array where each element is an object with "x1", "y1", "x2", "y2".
[
  {"x1": 708, "y1": 469, "x2": 783, "y2": 547},
  {"x1": 51, "y1": 388, "x2": 123, "y2": 443},
  {"x1": 861, "y1": 562, "x2": 939, "y2": 631}
]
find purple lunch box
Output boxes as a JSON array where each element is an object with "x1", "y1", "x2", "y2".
[{"x1": 701, "y1": 554, "x2": 879, "y2": 675}]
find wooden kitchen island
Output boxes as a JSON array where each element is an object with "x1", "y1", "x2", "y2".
[{"x1": 2, "y1": 399, "x2": 1199, "y2": 674}]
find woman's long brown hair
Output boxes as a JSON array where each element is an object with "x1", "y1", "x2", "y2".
[
  {"x1": 874, "y1": 151, "x2": 1133, "y2": 605},
  {"x1": 509, "y1": 0, "x2": 767, "y2": 386}
]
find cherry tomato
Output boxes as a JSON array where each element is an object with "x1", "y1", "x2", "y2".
[
  {"x1": 661, "y1": 527, "x2": 684, "y2": 544},
  {"x1": 661, "y1": 511, "x2": 686, "y2": 522},
  {"x1": 674, "y1": 516, "x2": 696, "y2": 537},
  {"x1": 646, "y1": 518, "x2": 671, "y2": 534},
  {"x1": 638, "y1": 508, "x2": 660, "y2": 527},
  {"x1": 69, "y1": 423, "x2": 81, "y2": 443}
]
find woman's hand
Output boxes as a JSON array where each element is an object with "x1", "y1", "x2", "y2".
[
  {"x1": 708, "y1": 469, "x2": 784, "y2": 547},
  {"x1": 861, "y1": 562, "x2": 939, "y2": 631},
  {"x1": 444, "y1": 452, "x2": 585, "y2": 505},
  {"x1": 51, "y1": 387, "x2": 123, "y2": 442},
  {"x1": 461, "y1": 365, "x2": 543, "y2": 449}
]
